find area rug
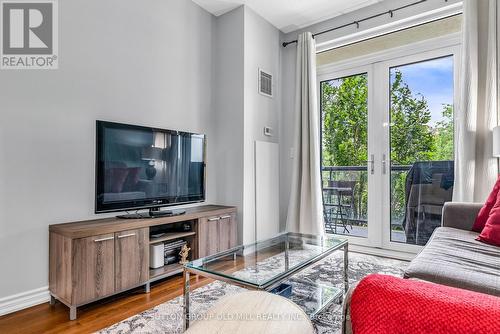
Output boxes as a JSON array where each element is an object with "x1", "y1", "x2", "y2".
[{"x1": 98, "y1": 252, "x2": 407, "y2": 334}]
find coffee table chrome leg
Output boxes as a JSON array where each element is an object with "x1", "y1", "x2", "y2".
[
  {"x1": 285, "y1": 240, "x2": 290, "y2": 271},
  {"x1": 183, "y1": 269, "x2": 190, "y2": 331},
  {"x1": 343, "y1": 243, "x2": 349, "y2": 293}
]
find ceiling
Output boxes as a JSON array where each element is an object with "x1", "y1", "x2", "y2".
[{"x1": 191, "y1": 0, "x2": 384, "y2": 33}]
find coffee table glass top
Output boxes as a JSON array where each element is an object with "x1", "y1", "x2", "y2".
[{"x1": 185, "y1": 232, "x2": 347, "y2": 289}]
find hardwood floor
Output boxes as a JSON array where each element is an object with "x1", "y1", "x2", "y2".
[
  {"x1": 0, "y1": 246, "x2": 285, "y2": 334},
  {"x1": 0, "y1": 274, "x2": 210, "y2": 334}
]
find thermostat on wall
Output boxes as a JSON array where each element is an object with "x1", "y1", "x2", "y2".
[{"x1": 264, "y1": 126, "x2": 273, "y2": 136}]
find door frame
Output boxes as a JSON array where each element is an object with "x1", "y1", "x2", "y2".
[{"x1": 317, "y1": 33, "x2": 461, "y2": 253}]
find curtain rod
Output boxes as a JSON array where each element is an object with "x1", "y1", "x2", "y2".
[{"x1": 282, "y1": 0, "x2": 432, "y2": 47}]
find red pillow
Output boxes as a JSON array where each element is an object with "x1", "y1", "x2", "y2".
[
  {"x1": 477, "y1": 190, "x2": 500, "y2": 246},
  {"x1": 473, "y1": 175, "x2": 500, "y2": 232}
]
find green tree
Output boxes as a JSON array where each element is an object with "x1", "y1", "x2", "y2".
[
  {"x1": 322, "y1": 74, "x2": 368, "y2": 167},
  {"x1": 321, "y1": 70, "x2": 453, "y2": 224},
  {"x1": 432, "y1": 104, "x2": 454, "y2": 160},
  {"x1": 322, "y1": 70, "x2": 438, "y2": 168},
  {"x1": 390, "y1": 70, "x2": 435, "y2": 165},
  {"x1": 388, "y1": 70, "x2": 439, "y2": 221},
  {"x1": 321, "y1": 74, "x2": 368, "y2": 219}
]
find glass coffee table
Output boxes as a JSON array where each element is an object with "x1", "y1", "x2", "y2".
[{"x1": 183, "y1": 232, "x2": 348, "y2": 330}]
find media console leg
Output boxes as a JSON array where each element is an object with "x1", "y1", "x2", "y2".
[
  {"x1": 145, "y1": 282, "x2": 151, "y2": 293},
  {"x1": 69, "y1": 306, "x2": 77, "y2": 321},
  {"x1": 49, "y1": 295, "x2": 56, "y2": 306}
]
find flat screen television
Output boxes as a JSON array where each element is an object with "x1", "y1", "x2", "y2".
[{"x1": 95, "y1": 121, "x2": 206, "y2": 216}]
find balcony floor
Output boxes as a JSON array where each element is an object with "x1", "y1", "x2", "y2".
[{"x1": 326, "y1": 225, "x2": 407, "y2": 243}]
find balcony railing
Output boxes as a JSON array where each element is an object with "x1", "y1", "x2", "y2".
[
  {"x1": 322, "y1": 165, "x2": 411, "y2": 226},
  {"x1": 322, "y1": 164, "x2": 426, "y2": 244}
]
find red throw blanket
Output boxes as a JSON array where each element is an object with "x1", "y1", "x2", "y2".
[{"x1": 350, "y1": 274, "x2": 500, "y2": 334}]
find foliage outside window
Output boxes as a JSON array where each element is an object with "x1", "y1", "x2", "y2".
[{"x1": 321, "y1": 68, "x2": 453, "y2": 226}]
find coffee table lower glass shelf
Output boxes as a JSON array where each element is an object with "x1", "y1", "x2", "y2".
[
  {"x1": 275, "y1": 279, "x2": 343, "y2": 318},
  {"x1": 182, "y1": 232, "x2": 348, "y2": 330}
]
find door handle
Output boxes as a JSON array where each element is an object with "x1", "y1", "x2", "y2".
[
  {"x1": 208, "y1": 217, "x2": 220, "y2": 222},
  {"x1": 118, "y1": 233, "x2": 136, "y2": 239},
  {"x1": 220, "y1": 215, "x2": 231, "y2": 219},
  {"x1": 94, "y1": 236, "x2": 114, "y2": 242},
  {"x1": 368, "y1": 154, "x2": 375, "y2": 175}
]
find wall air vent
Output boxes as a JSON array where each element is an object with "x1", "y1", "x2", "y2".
[{"x1": 259, "y1": 68, "x2": 273, "y2": 98}]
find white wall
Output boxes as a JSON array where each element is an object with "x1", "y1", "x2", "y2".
[
  {"x1": 0, "y1": 0, "x2": 215, "y2": 299},
  {"x1": 278, "y1": 0, "x2": 462, "y2": 230},
  {"x1": 212, "y1": 6, "x2": 281, "y2": 245},
  {"x1": 242, "y1": 6, "x2": 281, "y2": 243},
  {"x1": 212, "y1": 6, "x2": 245, "y2": 242},
  {"x1": 0, "y1": 0, "x2": 283, "y2": 307}
]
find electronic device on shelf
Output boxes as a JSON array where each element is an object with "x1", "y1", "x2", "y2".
[
  {"x1": 149, "y1": 222, "x2": 192, "y2": 237},
  {"x1": 95, "y1": 120, "x2": 206, "y2": 218},
  {"x1": 164, "y1": 240, "x2": 187, "y2": 264},
  {"x1": 150, "y1": 244, "x2": 164, "y2": 269}
]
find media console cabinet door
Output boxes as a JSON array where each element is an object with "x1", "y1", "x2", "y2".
[
  {"x1": 219, "y1": 213, "x2": 237, "y2": 252},
  {"x1": 198, "y1": 216, "x2": 219, "y2": 258},
  {"x1": 115, "y1": 228, "x2": 149, "y2": 291},
  {"x1": 72, "y1": 233, "x2": 115, "y2": 305},
  {"x1": 198, "y1": 212, "x2": 237, "y2": 258}
]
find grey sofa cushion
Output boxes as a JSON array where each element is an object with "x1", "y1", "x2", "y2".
[
  {"x1": 441, "y1": 202, "x2": 482, "y2": 230},
  {"x1": 404, "y1": 227, "x2": 500, "y2": 296}
]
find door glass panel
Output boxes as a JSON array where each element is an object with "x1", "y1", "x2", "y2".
[
  {"x1": 389, "y1": 56, "x2": 454, "y2": 245},
  {"x1": 320, "y1": 73, "x2": 368, "y2": 237}
]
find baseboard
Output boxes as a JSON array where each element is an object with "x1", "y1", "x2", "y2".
[
  {"x1": 350, "y1": 245, "x2": 416, "y2": 262},
  {"x1": 0, "y1": 287, "x2": 50, "y2": 317}
]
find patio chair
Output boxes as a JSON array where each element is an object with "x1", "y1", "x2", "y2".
[{"x1": 323, "y1": 180, "x2": 356, "y2": 234}]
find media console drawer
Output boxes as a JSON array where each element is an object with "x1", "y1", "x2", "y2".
[{"x1": 49, "y1": 205, "x2": 237, "y2": 320}]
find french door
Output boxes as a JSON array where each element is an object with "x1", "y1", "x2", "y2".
[
  {"x1": 318, "y1": 43, "x2": 459, "y2": 253},
  {"x1": 319, "y1": 64, "x2": 382, "y2": 249}
]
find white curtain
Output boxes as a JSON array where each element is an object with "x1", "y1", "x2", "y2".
[
  {"x1": 454, "y1": 0, "x2": 499, "y2": 202},
  {"x1": 286, "y1": 32, "x2": 324, "y2": 235}
]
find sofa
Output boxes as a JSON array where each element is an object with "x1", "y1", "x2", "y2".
[
  {"x1": 342, "y1": 202, "x2": 500, "y2": 333},
  {"x1": 404, "y1": 202, "x2": 500, "y2": 296}
]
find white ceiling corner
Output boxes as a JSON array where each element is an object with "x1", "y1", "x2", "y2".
[{"x1": 192, "y1": 0, "x2": 385, "y2": 33}]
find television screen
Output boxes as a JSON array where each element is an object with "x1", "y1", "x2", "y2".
[{"x1": 95, "y1": 121, "x2": 205, "y2": 213}]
